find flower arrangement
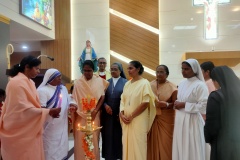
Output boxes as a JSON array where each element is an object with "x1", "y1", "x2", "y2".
[
  {"x1": 82, "y1": 134, "x2": 95, "y2": 160},
  {"x1": 81, "y1": 96, "x2": 96, "y2": 113},
  {"x1": 80, "y1": 96, "x2": 97, "y2": 159}
]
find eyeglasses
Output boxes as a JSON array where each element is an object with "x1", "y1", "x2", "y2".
[{"x1": 99, "y1": 62, "x2": 106, "y2": 64}]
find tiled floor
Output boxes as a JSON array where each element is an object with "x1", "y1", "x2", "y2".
[{"x1": 68, "y1": 136, "x2": 74, "y2": 160}]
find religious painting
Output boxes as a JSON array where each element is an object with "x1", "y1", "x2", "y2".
[
  {"x1": 19, "y1": 0, "x2": 53, "y2": 29},
  {"x1": 193, "y1": 0, "x2": 230, "y2": 6},
  {"x1": 204, "y1": 0, "x2": 218, "y2": 39},
  {"x1": 193, "y1": 0, "x2": 231, "y2": 39}
]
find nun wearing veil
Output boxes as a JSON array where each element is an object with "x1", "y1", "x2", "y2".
[
  {"x1": 101, "y1": 62, "x2": 127, "y2": 160},
  {"x1": 37, "y1": 68, "x2": 70, "y2": 160},
  {"x1": 204, "y1": 66, "x2": 240, "y2": 160},
  {"x1": 172, "y1": 59, "x2": 210, "y2": 160}
]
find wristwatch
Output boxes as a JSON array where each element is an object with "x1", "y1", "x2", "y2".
[{"x1": 166, "y1": 102, "x2": 169, "y2": 108}]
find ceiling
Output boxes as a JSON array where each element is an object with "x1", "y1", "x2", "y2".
[
  {"x1": 10, "y1": 20, "x2": 52, "y2": 52},
  {"x1": 9, "y1": 0, "x2": 240, "y2": 52}
]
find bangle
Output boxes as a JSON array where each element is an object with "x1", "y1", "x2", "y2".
[{"x1": 166, "y1": 102, "x2": 169, "y2": 108}]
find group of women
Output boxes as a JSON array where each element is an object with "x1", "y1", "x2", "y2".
[
  {"x1": 99, "y1": 59, "x2": 240, "y2": 160},
  {"x1": 70, "y1": 58, "x2": 215, "y2": 160},
  {"x1": 0, "y1": 55, "x2": 240, "y2": 160}
]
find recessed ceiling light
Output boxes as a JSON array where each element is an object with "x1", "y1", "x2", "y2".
[
  {"x1": 173, "y1": 25, "x2": 197, "y2": 30},
  {"x1": 22, "y1": 46, "x2": 28, "y2": 49},
  {"x1": 227, "y1": 23, "x2": 240, "y2": 29},
  {"x1": 232, "y1": 8, "x2": 240, "y2": 12}
]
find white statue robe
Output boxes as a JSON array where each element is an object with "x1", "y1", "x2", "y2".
[
  {"x1": 172, "y1": 77, "x2": 210, "y2": 160},
  {"x1": 37, "y1": 84, "x2": 69, "y2": 160}
]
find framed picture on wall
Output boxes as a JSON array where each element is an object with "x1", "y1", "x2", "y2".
[{"x1": 19, "y1": 0, "x2": 53, "y2": 29}]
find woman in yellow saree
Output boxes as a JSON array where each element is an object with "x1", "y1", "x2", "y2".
[{"x1": 120, "y1": 61, "x2": 156, "y2": 160}]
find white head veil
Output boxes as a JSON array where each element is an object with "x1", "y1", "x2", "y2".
[
  {"x1": 183, "y1": 59, "x2": 205, "y2": 82},
  {"x1": 38, "y1": 68, "x2": 61, "y2": 89}
]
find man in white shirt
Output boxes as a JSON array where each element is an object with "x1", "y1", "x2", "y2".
[{"x1": 96, "y1": 57, "x2": 111, "y2": 80}]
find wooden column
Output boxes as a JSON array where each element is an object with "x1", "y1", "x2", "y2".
[
  {"x1": 0, "y1": 15, "x2": 10, "y2": 89},
  {"x1": 40, "y1": 0, "x2": 71, "y2": 82}
]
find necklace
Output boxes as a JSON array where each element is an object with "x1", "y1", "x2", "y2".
[
  {"x1": 128, "y1": 92, "x2": 132, "y2": 105},
  {"x1": 128, "y1": 83, "x2": 134, "y2": 106},
  {"x1": 156, "y1": 80, "x2": 167, "y2": 101}
]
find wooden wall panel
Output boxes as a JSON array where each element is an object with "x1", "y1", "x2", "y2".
[
  {"x1": 40, "y1": 0, "x2": 71, "y2": 82},
  {"x1": 10, "y1": 51, "x2": 40, "y2": 68},
  {"x1": 110, "y1": 0, "x2": 159, "y2": 81},
  {"x1": 110, "y1": 0, "x2": 158, "y2": 28},
  {"x1": 110, "y1": 16, "x2": 159, "y2": 69},
  {"x1": 184, "y1": 51, "x2": 240, "y2": 67},
  {"x1": 110, "y1": 55, "x2": 155, "y2": 82}
]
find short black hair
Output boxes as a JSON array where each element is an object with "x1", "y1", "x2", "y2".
[
  {"x1": 201, "y1": 61, "x2": 215, "y2": 74},
  {"x1": 129, "y1": 60, "x2": 144, "y2": 75},
  {"x1": 98, "y1": 57, "x2": 106, "y2": 62},
  {"x1": 83, "y1": 60, "x2": 94, "y2": 71},
  {"x1": 157, "y1": 65, "x2": 169, "y2": 76},
  {"x1": 9, "y1": 55, "x2": 41, "y2": 77}
]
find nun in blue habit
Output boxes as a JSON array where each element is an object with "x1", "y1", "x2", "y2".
[{"x1": 101, "y1": 62, "x2": 127, "y2": 160}]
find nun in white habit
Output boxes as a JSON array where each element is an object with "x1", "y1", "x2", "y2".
[
  {"x1": 172, "y1": 59, "x2": 210, "y2": 160},
  {"x1": 37, "y1": 68, "x2": 70, "y2": 160}
]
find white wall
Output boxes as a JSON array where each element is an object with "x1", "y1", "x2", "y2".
[
  {"x1": 71, "y1": 0, "x2": 110, "y2": 80},
  {"x1": 159, "y1": 0, "x2": 240, "y2": 85},
  {"x1": 0, "y1": 0, "x2": 55, "y2": 40}
]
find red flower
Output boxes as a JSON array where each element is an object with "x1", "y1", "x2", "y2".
[
  {"x1": 82, "y1": 135, "x2": 95, "y2": 159},
  {"x1": 82, "y1": 97, "x2": 96, "y2": 112}
]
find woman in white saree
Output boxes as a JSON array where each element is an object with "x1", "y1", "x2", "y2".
[{"x1": 172, "y1": 59, "x2": 210, "y2": 160}]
